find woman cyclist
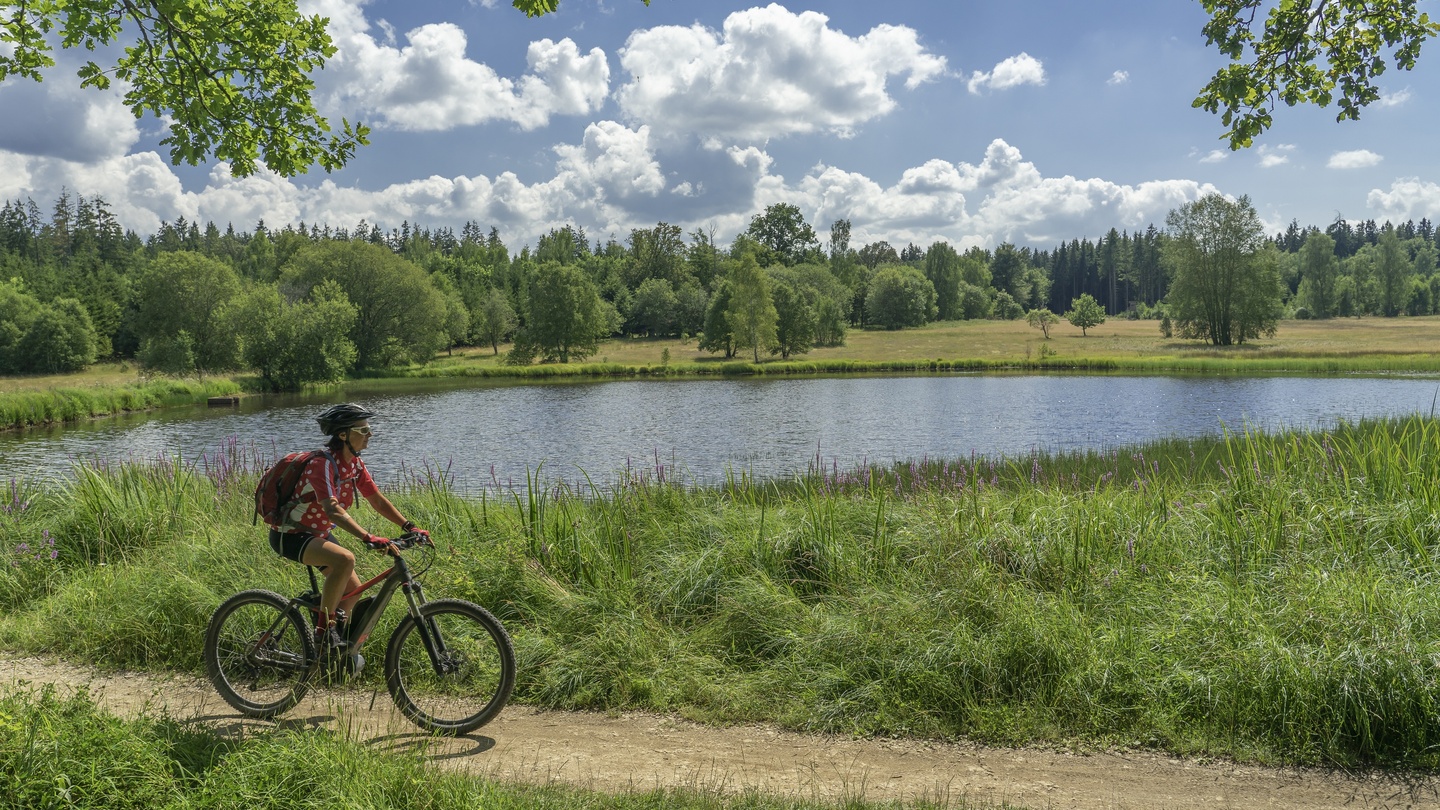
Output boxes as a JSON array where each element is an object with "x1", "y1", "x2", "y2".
[{"x1": 266, "y1": 403, "x2": 426, "y2": 655}]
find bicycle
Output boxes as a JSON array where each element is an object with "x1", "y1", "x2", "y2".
[{"x1": 203, "y1": 531, "x2": 515, "y2": 735}]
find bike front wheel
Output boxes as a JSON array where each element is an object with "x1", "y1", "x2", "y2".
[
  {"x1": 384, "y1": 598, "x2": 515, "y2": 734},
  {"x1": 204, "y1": 589, "x2": 315, "y2": 718}
]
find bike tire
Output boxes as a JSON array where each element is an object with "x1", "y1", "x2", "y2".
[
  {"x1": 204, "y1": 589, "x2": 315, "y2": 718},
  {"x1": 384, "y1": 598, "x2": 515, "y2": 735}
]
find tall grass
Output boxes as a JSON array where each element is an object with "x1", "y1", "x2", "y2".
[
  {"x1": 3, "y1": 419, "x2": 1440, "y2": 767},
  {"x1": 0, "y1": 378, "x2": 242, "y2": 430}
]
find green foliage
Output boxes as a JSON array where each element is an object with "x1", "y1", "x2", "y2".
[
  {"x1": 0, "y1": 0, "x2": 368, "y2": 176},
  {"x1": 698, "y1": 280, "x2": 736, "y2": 358},
  {"x1": 1375, "y1": 228, "x2": 1413, "y2": 316},
  {"x1": 992, "y1": 291, "x2": 1024, "y2": 320},
  {"x1": 988, "y1": 244, "x2": 1030, "y2": 303},
  {"x1": 136, "y1": 331, "x2": 197, "y2": 377},
  {"x1": 628, "y1": 277, "x2": 679, "y2": 336},
  {"x1": 768, "y1": 274, "x2": 815, "y2": 360},
  {"x1": 1296, "y1": 231, "x2": 1340, "y2": 318},
  {"x1": 282, "y1": 241, "x2": 448, "y2": 369},
  {"x1": 744, "y1": 203, "x2": 820, "y2": 267},
  {"x1": 957, "y1": 281, "x2": 994, "y2": 320},
  {"x1": 923, "y1": 241, "x2": 964, "y2": 320},
  {"x1": 724, "y1": 256, "x2": 778, "y2": 362},
  {"x1": 1064, "y1": 293, "x2": 1106, "y2": 336},
  {"x1": 1025, "y1": 308, "x2": 1059, "y2": 339},
  {"x1": 131, "y1": 251, "x2": 242, "y2": 374},
  {"x1": 475, "y1": 286, "x2": 519, "y2": 355},
  {"x1": 526, "y1": 261, "x2": 613, "y2": 363},
  {"x1": 0, "y1": 282, "x2": 97, "y2": 373},
  {"x1": 224, "y1": 280, "x2": 358, "y2": 392},
  {"x1": 865, "y1": 265, "x2": 938, "y2": 330},
  {"x1": 1163, "y1": 194, "x2": 1283, "y2": 346},
  {"x1": 1195, "y1": 0, "x2": 1440, "y2": 148}
]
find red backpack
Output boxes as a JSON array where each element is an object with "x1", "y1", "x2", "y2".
[{"x1": 253, "y1": 449, "x2": 338, "y2": 527}]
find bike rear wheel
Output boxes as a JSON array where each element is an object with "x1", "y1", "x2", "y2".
[
  {"x1": 204, "y1": 589, "x2": 315, "y2": 717},
  {"x1": 384, "y1": 598, "x2": 515, "y2": 734}
]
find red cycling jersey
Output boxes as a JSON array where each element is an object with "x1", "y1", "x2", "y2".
[{"x1": 270, "y1": 451, "x2": 379, "y2": 536}]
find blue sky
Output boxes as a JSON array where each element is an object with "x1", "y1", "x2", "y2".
[{"x1": 1, "y1": 0, "x2": 1437, "y2": 251}]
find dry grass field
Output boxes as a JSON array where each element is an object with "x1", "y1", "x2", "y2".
[
  {"x1": 439, "y1": 315, "x2": 1440, "y2": 370},
  {"x1": 0, "y1": 361, "x2": 146, "y2": 393},
  {"x1": 5, "y1": 317, "x2": 1439, "y2": 396}
]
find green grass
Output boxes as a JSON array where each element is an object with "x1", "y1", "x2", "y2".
[
  {"x1": 0, "y1": 378, "x2": 241, "y2": 431},
  {"x1": 9, "y1": 316, "x2": 1440, "y2": 431},
  {"x1": 3, "y1": 419, "x2": 1440, "y2": 768},
  {"x1": 0, "y1": 686, "x2": 1014, "y2": 810}
]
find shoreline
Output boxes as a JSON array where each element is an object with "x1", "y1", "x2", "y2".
[{"x1": 5, "y1": 351, "x2": 1440, "y2": 432}]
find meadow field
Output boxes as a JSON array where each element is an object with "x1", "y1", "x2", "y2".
[
  {"x1": 3, "y1": 417, "x2": 1439, "y2": 774},
  {"x1": 437, "y1": 315, "x2": 1440, "y2": 370},
  {"x1": 4, "y1": 316, "x2": 1440, "y2": 430}
]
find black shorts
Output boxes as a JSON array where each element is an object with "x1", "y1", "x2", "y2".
[{"x1": 269, "y1": 529, "x2": 321, "y2": 563}]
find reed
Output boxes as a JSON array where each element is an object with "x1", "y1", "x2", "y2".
[{"x1": 3, "y1": 418, "x2": 1440, "y2": 766}]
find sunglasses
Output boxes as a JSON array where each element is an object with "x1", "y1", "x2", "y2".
[{"x1": 350, "y1": 426, "x2": 373, "y2": 436}]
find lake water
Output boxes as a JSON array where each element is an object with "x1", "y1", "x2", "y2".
[{"x1": 2, "y1": 374, "x2": 1438, "y2": 491}]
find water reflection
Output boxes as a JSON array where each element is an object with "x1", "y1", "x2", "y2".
[{"x1": 2, "y1": 374, "x2": 1437, "y2": 491}]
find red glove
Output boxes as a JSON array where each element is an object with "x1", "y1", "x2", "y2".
[{"x1": 363, "y1": 534, "x2": 391, "y2": 550}]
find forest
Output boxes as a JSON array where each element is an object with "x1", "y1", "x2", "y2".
[{"x1": 2, "y1": 191, "x2": 1439, "y2": 389}]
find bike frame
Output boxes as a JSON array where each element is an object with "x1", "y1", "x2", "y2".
[{"x1": 297, "y1": 540, "x2": 455, "y2": 675}]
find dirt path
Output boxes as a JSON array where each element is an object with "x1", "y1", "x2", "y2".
[{"x1": 2, "y1": 655, "x2": 1436, "y2": 810}]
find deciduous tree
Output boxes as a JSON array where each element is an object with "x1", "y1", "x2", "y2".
[
  {"x1": 1065, "y1": 293, "x2": 1106, "y2": 337},
  {"x1": 475, "y1": 287, "x2": 519, "y2": 354},
  {"x1": 865, "y1": 265, "x2": 937, "y2": 330},
  {"x1": 526, "y1": 261, "x2": 613, "y2": 363},
  {"x1": 923, "y1": 241, "x2": 963, "y2": 321},
  {"x1": 769, "y1": 274, "x2": 815, "y2": 360},
  {"x1": 132, "y1": 251, "x2": 241, "y2": 373},
  {"x1": 744, "y1": 203, "x2": 820, "y2": 267},
  {"x1": 1026, "y1": 308, "x2": 1060, "y2": 339},
  {"x1": 725, "y1": 256, "x2": 778, "y2": 362},
  {"x1": 1296, "y1": 231, "x2": 1340, "y2": 317},
  {"x1": 1163, "y1": 194, "x2": 1282, "y2": 345},
  {"x1": 224, "y1": 280, "x2": 358, "y2": 391},
  {"x1": 282, "y1": 241, "x2": 449, "y2": 368}
]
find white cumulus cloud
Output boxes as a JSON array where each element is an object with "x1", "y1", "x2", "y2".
[
  {"x1": 1257, "y1": 144, "x2": 1295, "y2": 168},
  {"x1": 0, "y1": 70, "x2": 139, "y2": 162},
  {"x1": 1327, "y1": 149, "x2": 1383, "y2": 169},
  {"x1": 0, "y1": 133, "x2": 1221, "y2": 253},
  {"x1": 967, "y1": 53, "x2": 1045, "y2": 94},
  {"x1": 302, "y1": 0, "x2": 609, "y2": 132},
  {"x1": 1107, "y1": 70, "x2": 1129, "y2": 86},
  {"x1": 615, "y1": 4, "x2": 947, "y2": 141},
  {"x1": 1198, "y1": 150, "x2": 1228, "y2": 164},
  {"x1": 1376, "y1": 88, "x2": 1412, "y2": 108},
  {"x1": 1367, "y1": 178, "x2": 1440, "y2": 222}
]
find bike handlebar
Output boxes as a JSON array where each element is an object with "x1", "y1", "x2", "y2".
[{"x1": 370, "y1": 531, "x2": 433, "y2": 552}]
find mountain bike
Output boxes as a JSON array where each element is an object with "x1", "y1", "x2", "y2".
[{"x1": 203, "y1": 531, "x2": 515, "y2": 735}]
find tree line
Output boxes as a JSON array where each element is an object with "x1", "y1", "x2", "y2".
[{"x1": 2, "y1": 191, "x2": 1438, "y2": 386}]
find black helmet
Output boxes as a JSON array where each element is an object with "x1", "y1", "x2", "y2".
[{"x1": 316, "y1": 403, "x2": 376, "y2": 436}]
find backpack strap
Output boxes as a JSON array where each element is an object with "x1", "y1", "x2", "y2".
[{"x1": 315, "y1": 448, "x2": 342, "y2": 497}]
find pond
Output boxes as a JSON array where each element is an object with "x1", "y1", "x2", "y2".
[{"x1": 3, "y1": 373, "x2": 1438, "y2": 491}]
